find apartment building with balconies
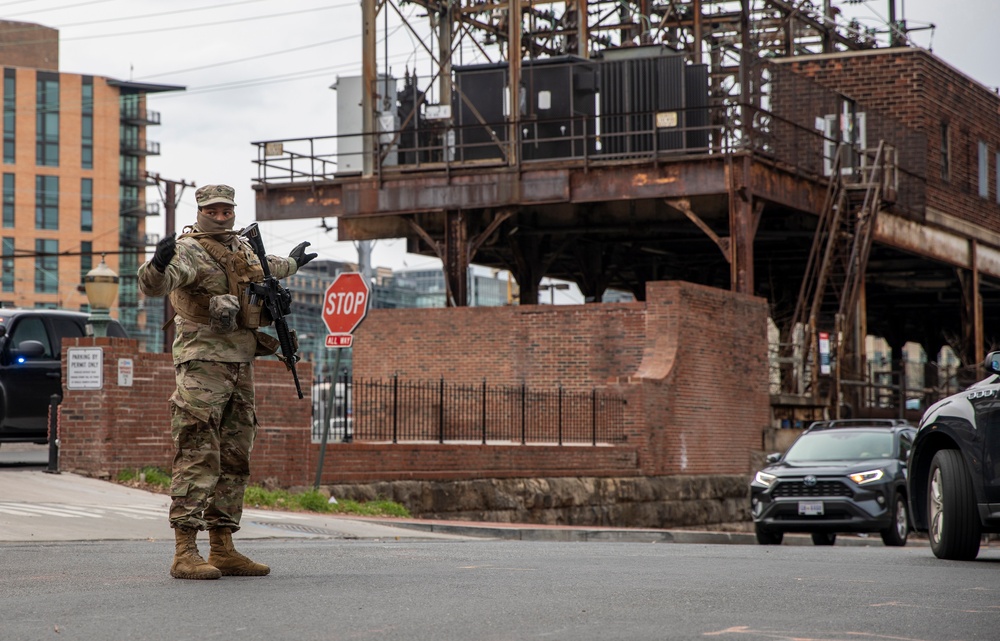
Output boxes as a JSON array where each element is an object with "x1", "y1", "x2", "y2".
[{"x1": 0, "y1": 19, "x2": 182, "y2": 347}]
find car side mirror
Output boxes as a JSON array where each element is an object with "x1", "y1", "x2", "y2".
[
  {"x1": 986, "y1": 350, "x2": 1000, "y2": 375},
  {"x1": 765, "y1": 452, "x2": 781, "y2": 464},
  {"x1": 12, "y1": 339, "x2": 45, "y2": 360}
]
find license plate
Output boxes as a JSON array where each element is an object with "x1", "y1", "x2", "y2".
[{"x1": 798, "y1": 501, "x2": 824, "y2": 516}]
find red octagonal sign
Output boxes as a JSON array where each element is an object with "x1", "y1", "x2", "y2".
[{"x1": 322, "y1": 272, "x2": 370, "y2": 348}]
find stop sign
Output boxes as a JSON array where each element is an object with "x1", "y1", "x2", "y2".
[{"x1": 322, "y1": 272, "x2": 370, "y2": 348}]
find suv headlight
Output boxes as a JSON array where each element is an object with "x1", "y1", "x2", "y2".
[
  {"x1": 848, "y1": 469, "x2": 884, "y2": 485},
  {"x1": 754, "y1": 471, "x2": 777, "y2": 487}
]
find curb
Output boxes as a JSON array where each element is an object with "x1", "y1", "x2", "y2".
[{"x1": 347, "y1": 518, "x2": 929, "y2": 546}]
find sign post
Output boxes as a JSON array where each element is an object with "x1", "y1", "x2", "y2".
[
  {"x1": 315, "y1": 272, "x2": 371, "y2": 489},
  {"x1": 321, "y1": 272, "x2": 371, "y2": 348}
]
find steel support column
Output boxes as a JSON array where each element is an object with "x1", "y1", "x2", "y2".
[
  {"x1": 972, "y1": 239, "x2": 984, "y2": 375},
  {"x1": 444, "y1": 210, "x2": 469, "y2": 306},
  {"x1": 361, "y1": 0, "x2": 377, "y2": 177},
  {"x1": 728, "y1": 156, "x2": 760, "y2": 295}
]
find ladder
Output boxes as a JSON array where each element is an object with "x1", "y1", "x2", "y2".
[{"x1": 783, "y1": 140, "x2": 895, "y2": 398}]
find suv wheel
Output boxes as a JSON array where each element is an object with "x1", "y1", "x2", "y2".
[
  {"x1": 879, "y1": 493, "x2": 909, "y2": 547},
  {"x1": 810, "y1": 532, "x2": 836, "y2": 546},
  {"x1": 755, "y1": 523, "x2": 783, "y2": 545},
  {"x1": 928, "y1": 450, "x2": 981, "y2": 560}
]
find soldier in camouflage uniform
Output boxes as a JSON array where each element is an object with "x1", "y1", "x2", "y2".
[{"x1": 138, "y1": 184, "x2": 316, "y2": 580}]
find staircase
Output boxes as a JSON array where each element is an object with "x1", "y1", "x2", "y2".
[{"x1": 782, "y1": 141, "x2": 896, "y2": 399}]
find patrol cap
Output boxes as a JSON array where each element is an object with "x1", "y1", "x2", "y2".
[{"x1": 195, "y1": 184, "x2": 237, "y2": 207}]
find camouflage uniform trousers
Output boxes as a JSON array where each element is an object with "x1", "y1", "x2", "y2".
[{"x1": 168, "y1": 360, "x2": 258, "y2": 532}]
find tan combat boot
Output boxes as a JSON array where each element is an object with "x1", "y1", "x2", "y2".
[
  {"x1": 208, "y1": 527, "x2": 270, "y2": 576},
  {"x1": 170, "y1": 527, "x2": 222, "y2": 580}
]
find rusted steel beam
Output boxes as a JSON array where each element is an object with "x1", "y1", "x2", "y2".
[
  {"x1": 666, "y1": 197, "x2": 730, "y2": 262},
  {"x1": 253, "y1": 157, "x2": 826, "y2": 226},
  {"x1": 255, "y1": 183, "x2": 345, "y2": 221}
]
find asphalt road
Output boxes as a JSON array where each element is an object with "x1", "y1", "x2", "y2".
[
  {"x1": 1, "y1": 453, "x2": 998, "y2": 640},
  {"x1": 2, "y1": 538, "x2": 998, "y2": 641}
]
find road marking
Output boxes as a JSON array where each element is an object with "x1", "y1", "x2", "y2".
[
  {"x1": 0, "y1": 503, "x2": 313, "y2": 522},
  {"x1": 0, "y1": 503, "x2": 100, "y2": 518}
]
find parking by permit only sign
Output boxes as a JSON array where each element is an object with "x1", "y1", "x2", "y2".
[{"x1": 67, "y1": 347, "x2": 103, "y2": 390}]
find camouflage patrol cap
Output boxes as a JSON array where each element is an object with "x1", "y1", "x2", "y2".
[{"x1": 195, "y1": 184, "x2": 236, "y2": 207}]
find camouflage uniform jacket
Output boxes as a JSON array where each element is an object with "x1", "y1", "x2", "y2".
[{"x1": 138, "y1": 228, "x2": 297, "y2": 365}]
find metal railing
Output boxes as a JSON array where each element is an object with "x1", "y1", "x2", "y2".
[{"x1": 312, "y1": 376, "x2": 628, "y2": 445}]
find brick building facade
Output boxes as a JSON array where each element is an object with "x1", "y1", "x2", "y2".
[{"x1": 774, "y1": 47, "x2": 1000, "y2": 236}]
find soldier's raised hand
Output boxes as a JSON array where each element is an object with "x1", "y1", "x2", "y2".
[
  {"x1": 289, "y1": 241, "x2": 317, "y2": 268},
  {"x1": 152, "y1": 233, "x2": 176, "y2": 273}
]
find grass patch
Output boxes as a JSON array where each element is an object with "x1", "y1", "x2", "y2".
[
  {"x1": 243, "y1": 486, "x2": 410, "y2": 518},
  {"x1": 113, "y1": 470, "x2": 410, "y2": 519},
  {"x1": 116, "y1": 466, "x2": 171, "y2": 489}
]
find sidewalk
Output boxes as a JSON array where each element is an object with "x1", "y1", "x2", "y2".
[{"x1": 0, "y1": 466, "x2": 928, "y2": 547}]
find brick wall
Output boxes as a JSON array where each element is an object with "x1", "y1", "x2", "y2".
[
  {"x1": 352, "y1": 280, "x2": 771, "y2": 478},
  {"x1": 0, "y1": 21, "x2": 58, "y2": 71},
  {"x1": 57, "y1": 336, "x2": 313, "y2": 485},
  {"x1": 58, "y1": 281, "x2": 771, "y2": 487}
]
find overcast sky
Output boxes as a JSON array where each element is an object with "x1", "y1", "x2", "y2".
[{"x1": 5, "y1": 0, "x2": 998, "y2": 294}]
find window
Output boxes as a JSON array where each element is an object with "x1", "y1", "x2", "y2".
[
  {"x1": 996, "y1": 152, "x2": 1000, "y2": 205},
  {"x1": 34, "y1": 238, "x2": 57, "y2": 293},
  {"x1": 978, "y1": 140, "x2": 989, "y2": 199},
  {"x1": 81, "y1": 76, "x2": 93, "y2": 169},
  {"x1": 898, "y1": 431, "x2": 913, "y2": 462},
  {"x1": 35, "y1": 175, "x2": 58, "y2": 230},
  {"x1": 120, "y1": 123, "x2": 139, "y2": 155},
  {"x1": 81, "y1": 178, "x2": 92, "y2": 232},
  {"x1": 35, "y1": 72, "x2": 59, "y2": 167},
  {"x1": 940, "y1": 121, "x2": 951, "y2": 182},
  {"x1": 2, "y1": 173, "x2": 12, "y2": 228},
  {"x1": 80, "y1": 240, "x2": 92, "y2": 285},
  {"x1": 3, "y1": 69, "x2": 14, "y2": 164},
  {"x1": 822, "y1": 111, "x2": 867, "y2": 177},
  {"x1": 1, "y1": 236, "x2": 13, "y2": 293},
  {"x1": 8, "y1": 316, "x2": 53, "y2": 358}
]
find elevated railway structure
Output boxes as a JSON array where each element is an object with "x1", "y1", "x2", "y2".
[{"x1": 251, "y1": 1, "x2": 1000, "y2": 417}]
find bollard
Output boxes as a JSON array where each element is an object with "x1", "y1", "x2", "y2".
[{"x1": 45, "y1": 394, "x2": 61, "y2": 474}]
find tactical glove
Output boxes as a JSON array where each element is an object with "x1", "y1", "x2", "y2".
[
  {"x1": 152, "y1": 233, "x2": 176, "y2": 273},
  {"x1": 289, "y1": 241, "x2": 317, "y2": 268}
]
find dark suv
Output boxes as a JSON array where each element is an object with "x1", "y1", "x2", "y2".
[
  {"x1": 750, "y1": 419, "x2": 916, "y2": 546},
  {"x1": 0, "y1": 308, "x2": 127, "y2": 445},
  {"x1": 908, "y1": 351, "x2": 1000, "y2": 560}
]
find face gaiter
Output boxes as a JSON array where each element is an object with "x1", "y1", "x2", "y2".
[{"x1": 197, "y1": 212, "x2": 236, "y2": 242}]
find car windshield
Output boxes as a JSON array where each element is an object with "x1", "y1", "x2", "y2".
[{"x1": 784, "y1": 430, "x2": 894, "y2": 462}]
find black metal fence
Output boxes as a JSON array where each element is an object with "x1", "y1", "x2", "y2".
[{"x1": 311, "y1": 376, "x2": 628, "y2": 445}]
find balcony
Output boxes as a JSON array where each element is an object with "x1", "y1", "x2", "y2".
[
  {"x1": 120, "y1": 200, "x2": 161, "y2": 217},
  {"x1": 120, "y1": 105, "x2": 161, "y2": 126},
  {"x1": 120, "y1": 172, "x2": 155, "y2": 187},
  {"x1": 120, "y1": 139, "x2": 160, "y2": 156}
]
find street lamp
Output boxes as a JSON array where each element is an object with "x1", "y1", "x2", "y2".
[
  {"x1": 83, "y1": 255, "x2": 119, "y2": 338},
  {"x1": 538, "y1": 282, "x2": 570, "y2": 305}
]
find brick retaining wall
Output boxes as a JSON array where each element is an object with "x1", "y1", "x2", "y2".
[{"x1": 57, "y1": 280, "x2": 770, "y2": 527}]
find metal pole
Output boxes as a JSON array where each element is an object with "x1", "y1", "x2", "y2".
[
  {"x1": 558, "y1": 386, "x2": 563, "y2": 446},
  {"x1": 520, "y1": 383, "x2": 526, "y2": 445},
  {"x1": 438, "y1": 377, "x2": 445, "y2": 444},
  {"x1": 392, "y1": 374, "x2": 399, "y2": 443},
  {"x1": 592, "y1": 388, "x2": 597, "y2": 446},
  {"x1": 45, "y1": 394, "x2": 60, "y2": 474},
  {"x1": 313, "y1": 348, "x2": 342, "y2": 490},
  {"x1": 481, "y1": 378, "x2": 487, "y2": 445}
]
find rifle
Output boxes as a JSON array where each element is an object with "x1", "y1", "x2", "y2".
[{"x1": 241, "y1": 222, "x2": 304, "y2": 399}]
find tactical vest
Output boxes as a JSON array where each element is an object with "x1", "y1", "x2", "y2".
[{"x1": 168, "y1": 231, "x2": 270, "y2": 329}]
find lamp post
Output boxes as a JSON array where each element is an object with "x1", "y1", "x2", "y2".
[
  {"x1": 538, "y1": 282, "x2": 570, "y2": 305},
  {"x1": 83, "y1": 255, "x2": 120, "y2": 337}
]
